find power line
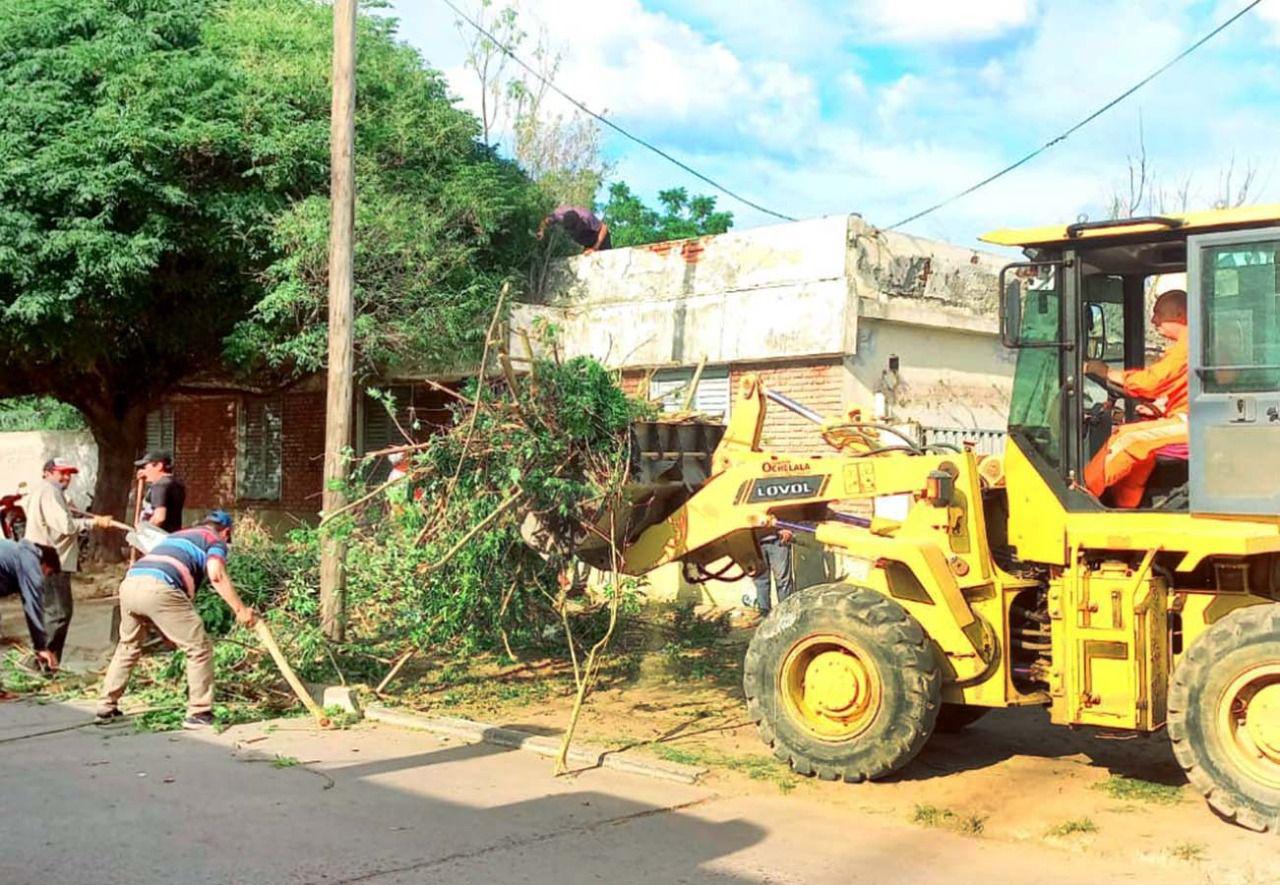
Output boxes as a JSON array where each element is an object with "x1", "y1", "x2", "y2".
[
  {"x1": 887, "y1": 0, "x2": 1264, "y2": 232},
  {"x1": 439, "y1": 0, "x2": 797, "y2": 222}
]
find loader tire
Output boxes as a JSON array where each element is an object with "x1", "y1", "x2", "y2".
[
  {"x1": 933, "y1": 704, "x2": 990, "y2": 733},
  {"x1": 1168, "y1": 603, "x2": 1280, "y2": 833},
  {"x1": 743, "y1": 583, "x2": 940, "y2": 782}
]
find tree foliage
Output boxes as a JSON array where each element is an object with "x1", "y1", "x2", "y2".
[
  {"x1": 0, "y1": 0, "x2": 543, "y2": 513},
  {"x1": 223, "y1": 2, "x2": 546, "y2": 378},
  {"x1": 115, "y1": 356, "x2": 646, "y2": 724},
  {"x1": 456, "y1": 1, "x2": 609, "y2": 208},
  {"x1": 0, "y1": 397, "x2": 85, "y2": 432},
  {"x1": 602, "y1": 182, "x2": 734, "y2": 247}
]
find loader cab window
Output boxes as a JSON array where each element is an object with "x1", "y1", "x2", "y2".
[
  {"x1": 1006, "y1": 265, "x2": 1065, "y2": 471},
  {"x1": 1199, "y1": 241, "x2": 1280, "y2": 392},
  {"x1": 1080, "y1": 275, "x2": 1127, "y2": 412}
]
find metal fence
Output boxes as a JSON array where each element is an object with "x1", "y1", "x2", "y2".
[{"x1": 920, "y1": 426, "x2": 1007, "y2": 456}]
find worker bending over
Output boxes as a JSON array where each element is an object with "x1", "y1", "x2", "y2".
[
  {"x1": 1083, "y1": 289, "x2": 1188, "y2": 508},
  {"x1": 0, "y1": 539, "x2": 63, "y2": 672},
  {"x1": 97, "y1": 510, "x2": 256, "y2": 729}
]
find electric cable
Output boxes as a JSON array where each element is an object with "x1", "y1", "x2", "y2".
[
  {"x1": 887, "y1": 0, "x2": 1264, "y2": 231},
  {"x1": 439, "y1": 0, "x2": 797, "y2": 222}
]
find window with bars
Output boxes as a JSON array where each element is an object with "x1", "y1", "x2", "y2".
[
  {"x1": 237, "y1": 396, "x2": 282, "y2": 501},
  {"x1": 649, "y1": 366, "x2": 731, "y2": 419}
]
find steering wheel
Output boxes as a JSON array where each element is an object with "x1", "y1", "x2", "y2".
[{"x1": 1087, "y1": 372, "x2": 1164, "y2": 419}]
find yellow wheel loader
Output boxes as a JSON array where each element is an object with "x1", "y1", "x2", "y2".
[{"x1": 582, "y1": 206, "x2": 1280, "y2": 831}]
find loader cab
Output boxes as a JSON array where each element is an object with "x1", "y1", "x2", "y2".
[{"x1": 982, "y1": 207, "x2": 1280, "y2": 516}]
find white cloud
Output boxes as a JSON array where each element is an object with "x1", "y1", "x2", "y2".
[
  {"x1": 848, "y1": 0, "x2": 1037, "y2": 43},
  {"x1": 398, "y1": 0, "x2": 822, "y2": 157},
  {"x1": 1256, "y1": 0, "x2": 1280, "y2": 43},
  {"x1": 839, "y1": 70, "x2": 868, "y2": 99},
  {"x1": 389, "y1": 0, "x2": 1280, "y2": 249},
  {"x1": 875, "y1": 74, "x2": 923, "y2": 127}
]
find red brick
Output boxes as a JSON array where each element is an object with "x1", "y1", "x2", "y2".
[{"x1": 160, "y1": 382, "x2": 459, "y2": 519}]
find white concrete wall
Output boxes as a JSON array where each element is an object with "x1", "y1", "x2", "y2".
[
  {"x1": 851, "y1": 306, "x2": 1015, "y2": 431},
  {"x1": 514, "y1": 214, "x2": 1008, "y2": 385},
  {"x1": 517, "y1": 215, "x2": 857, "y2": 368},
  {"x1": 0, "y1": 430, "x2": 99, "y2": 510}
]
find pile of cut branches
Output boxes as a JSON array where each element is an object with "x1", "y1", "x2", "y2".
[{"x1": 91, "y1": 349, "x2": 648, "y2": 734}]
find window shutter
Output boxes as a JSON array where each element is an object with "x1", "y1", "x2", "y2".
[
  {"x1": 237, "y1": 397, "x2": 282, "y2": 501},
  {"x1": 146, "y1": 405, "x2": 175, "y2": 454},
  {"x1": 360, "y1": 386, "x2": 417, "y2": 483},
  {"x1": 650, "y1": 366, "x2": 731, "y2": 419}
]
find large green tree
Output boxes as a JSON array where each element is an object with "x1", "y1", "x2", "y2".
[
  {"x1": 601, "y1": 182, "x2": 733, "y2": 248},
  {"x1": 0, "y1": 0, "x2": 541, "y2": 520}
]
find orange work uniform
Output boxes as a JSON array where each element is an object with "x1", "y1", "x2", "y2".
[{"x1": 1084, "y1": 328, "x2": 1188, "y2": 508}]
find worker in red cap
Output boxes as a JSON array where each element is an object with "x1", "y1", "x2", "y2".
[{"x1": 23, "y1": 457, "x2": 112, "y2": 668}]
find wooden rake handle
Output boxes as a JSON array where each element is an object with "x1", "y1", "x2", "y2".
[{"x1": 253, "y1": 620, "x2": 331, "y2": 728}]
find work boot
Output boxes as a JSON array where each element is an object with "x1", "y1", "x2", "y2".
[
  {"x1": 95, "y1": 708, "x2": 124, "y2": 725},
  {"x1": 182, "y1": 712, "x2": 215, "y2": 730}
]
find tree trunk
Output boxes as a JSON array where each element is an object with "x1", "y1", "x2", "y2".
[{"x1": 80, "y1": 400, "x2": 149, "y2": 563}]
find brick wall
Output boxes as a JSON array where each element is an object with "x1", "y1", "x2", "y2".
[
  {"x1": 621, "y1": 359, "x2": 846, "y2": 455},
  {"x1": 619, "y1": 371, "x2": 646, "y2": 398},
  {"x1": 172, "y1": 396, "x2": 237, "y2": 511},
  {"x1": 162, "y1": 382, "x2": 457, "y2": 520},
  {"x1": 732, "y1": 358, "x2": 845, "y2": 454},
  {"x1": 281, "y1": 392, "x2": 326, "y2": 513}
]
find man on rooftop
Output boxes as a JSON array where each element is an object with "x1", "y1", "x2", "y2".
[{"x1": 538, "y1": 206, "x2": 612, "y2": 254}]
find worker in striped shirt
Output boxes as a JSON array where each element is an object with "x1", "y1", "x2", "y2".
[{"x1": 96, "y1": 510, "x2": 257, "y2": 729}]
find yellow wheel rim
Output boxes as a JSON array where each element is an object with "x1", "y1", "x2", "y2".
[
  {"x1": 779, "y1": 633, "x2": 882, "y2": 742},
  {"x1": 1217, "y1": 661, "x2": 1280, "y2": 791}
]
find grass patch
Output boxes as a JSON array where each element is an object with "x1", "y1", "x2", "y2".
[
  {"x1": 652, "y1": 743, "x2": 799, "y2": 793},
  {"x1": 912, "y1": 804, "x2": 955, "y2": 828},
  {"x1": 1093, "y1": 775, "x2": 1184, "y2": 806},
  {"x1": 910, "y1": 805, "x2": 986, "y2": 836},
  {"x1": 272, "y1": 754, "x2": 301, "y2": 768},
  {"x1": 1169, "y1": 841, "x2": 1205, "y2": 862},
  {"x1": 1046, "y1": 817, "x2": 1098, "y2": 837},
  {"x1": 323, "y1": 705, "x2": 362, "y2": 729}
]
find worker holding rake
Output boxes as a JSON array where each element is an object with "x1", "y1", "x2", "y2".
[{"x1": 96, "y1": 510, "x2": 256, "y2": 729}]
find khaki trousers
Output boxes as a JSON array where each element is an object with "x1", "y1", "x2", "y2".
[{"x1": 100, "y1": 575, "x2": 214, "y2": 717}]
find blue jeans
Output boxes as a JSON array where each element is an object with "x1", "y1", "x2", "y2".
[{"x1": 750, "y1": 538, "x2": 794, "y2": 615}]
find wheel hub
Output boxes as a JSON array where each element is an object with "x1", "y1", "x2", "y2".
[
  {"x1": 1245, "y1": 683, "x2": 1280, "y2": 765},
  {"x1": 806, "y1": 650, "x2": 871, "y2": 717},
  {"x1": 779, "y1": 634, "x2": 882, "y2": 742},
  {"x1": 1218, "y1": 662, "x2": 1280, "y2": 790}
]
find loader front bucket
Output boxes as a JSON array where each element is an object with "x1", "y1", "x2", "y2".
[{"x1": 522, "y1": 417, "x2": 726, "y2": 569}]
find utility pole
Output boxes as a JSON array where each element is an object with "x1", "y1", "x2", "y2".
[{"x1": 320, "y1": 0, "x2": 357, "y2": 641}]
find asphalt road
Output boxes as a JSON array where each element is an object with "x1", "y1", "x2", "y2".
[{"x1": 0, "y1": 699, "x2": 1197, "y2": 885}]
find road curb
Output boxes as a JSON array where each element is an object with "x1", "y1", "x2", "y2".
[{"x1": 364, "y1": 704, "x2": 705, "y2": 785}]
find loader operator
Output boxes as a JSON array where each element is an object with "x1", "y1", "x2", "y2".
[{"x1": 1083, "y1": 289, "x2": 1188, "y2": 508}]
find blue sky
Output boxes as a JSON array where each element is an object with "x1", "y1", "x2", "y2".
[{"x1": 388, "y1": 0, "x2": 1280, "y2": 250}]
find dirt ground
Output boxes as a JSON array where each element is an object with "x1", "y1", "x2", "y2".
[{"x1": 390, "y1": 608, "x2": 1279, "y2": 884}]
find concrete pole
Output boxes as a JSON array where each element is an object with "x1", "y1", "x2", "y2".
[{"x1": 320, "y1": 0, "x2": 357, "y2": 641}]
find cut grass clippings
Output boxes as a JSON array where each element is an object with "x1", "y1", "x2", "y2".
[{"x1": 1092, "y1": 775, "x2": 1185, "y2": 806}]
